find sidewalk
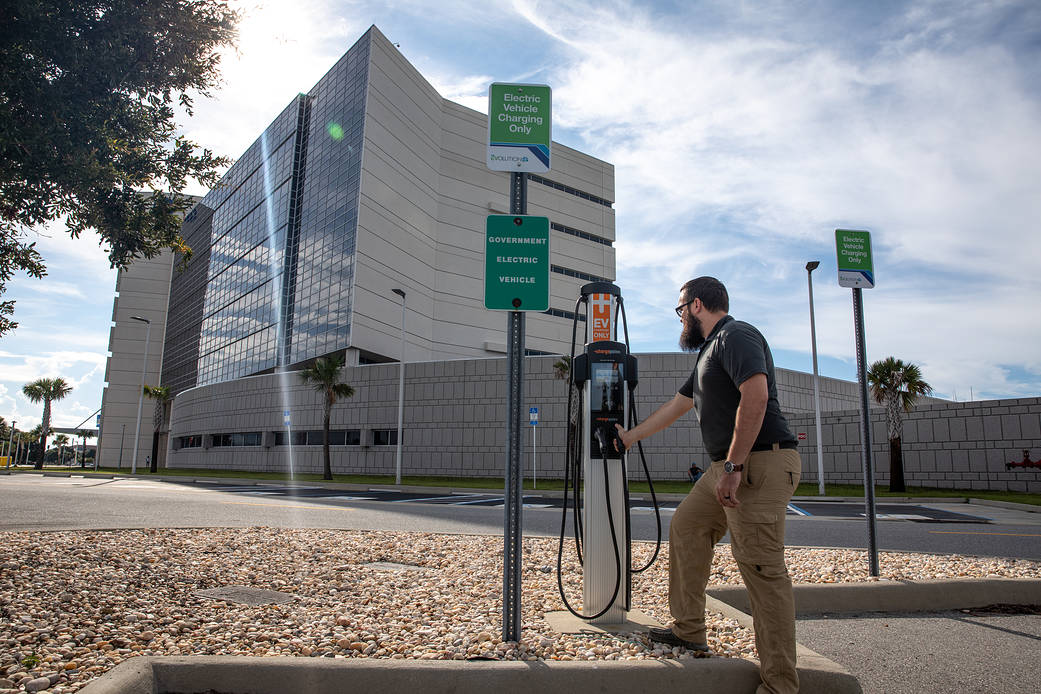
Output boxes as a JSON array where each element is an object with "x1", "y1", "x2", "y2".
[{"x1": 797, "y1": 606, "x2": 1041, "y2": 694}]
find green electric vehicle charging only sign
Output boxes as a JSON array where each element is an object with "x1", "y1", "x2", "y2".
[
  {"x1": 836, "y1": 229, "x2": 875, "y2": 289},
  {"x1": 487, "y1": 83, "x2": 551, "y2": 173},
  {"x1": 485, "y1": 215, "x2": 550, "y2": 311}
]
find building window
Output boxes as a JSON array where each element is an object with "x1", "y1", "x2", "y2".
[
  {"x1": 529, "y1": 174, "x2": 613, "y2": 208},
  {"x1": 273, "y1": 429, "x2": 360, "y2": 446},
  {"x1": 212, "y1": 432, "x2": 262, "y2": 447},
  {"x1": 371, "y1": 429, "x2": 398, "y2": 446},
  {"x1": 551, "y1": 265, "x2": 612, "y2": 284},
  {"x1": 543, "y1": 308, "x2": 585, "y2": 322},
  {"x1": 551, "y1": 222, "x2": 613, "y2": 247},
  {"x1": 179, "y1": 435, "x2": 203, "y2": 448}
]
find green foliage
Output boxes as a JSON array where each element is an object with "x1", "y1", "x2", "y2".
[
  {"x1": 299, "y1": 355, "x2": 356, "y2": 480},
  {"x1": 22, "y1": 376, "x2": 73, "y2": 467},
  {"x1": 299, "y1": 356, "x2": 356, "y2": 406},
  {"x1": 552, "y1": 355, "x2": 571, "y2": 381},
  {"x1": 867, "y1": 356, "x2": 933, "y2": 413},
  {"x1": 867, "y1": 356, "x2": 933, "y2": 492},
  {"x1": 0, "y1": 0, "x2": 239, "y2": 337}
]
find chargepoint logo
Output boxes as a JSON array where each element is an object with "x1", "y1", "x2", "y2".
[{"x1": 490, "y1": 153, "x2": 530, "y2": 163}]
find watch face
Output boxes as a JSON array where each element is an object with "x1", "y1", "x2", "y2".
[{"x1": 724, "y1": 461, "x2": 733, "y2": 473}]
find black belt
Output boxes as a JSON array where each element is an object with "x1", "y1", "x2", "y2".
[{"x1": 750, "y1": 440, "x2": 798, "y2": 452}]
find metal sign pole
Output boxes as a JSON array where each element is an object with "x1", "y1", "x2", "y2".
[
  {"x1": 853, "y1": 287, "x2": 880, "y2": 576},
  {"x1": 503, "y1": 171, "x2": 528, "y2": 642}
]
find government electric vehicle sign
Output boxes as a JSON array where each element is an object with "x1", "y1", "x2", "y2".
[
  {"x1": 485, "y1": 215, "x2": 550, "y2": 311},
  {"x1": 487, "y1": 83, "x2": 551, "y2": 173}
]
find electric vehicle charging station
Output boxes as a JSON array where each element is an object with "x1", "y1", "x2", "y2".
[{"x1": 556, "y1": 281, "x2": 661, "y2": 626}]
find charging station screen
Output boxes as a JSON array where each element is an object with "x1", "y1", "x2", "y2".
[{"x1": 592, "y1": 362, "x2": 623, "y2": 415}]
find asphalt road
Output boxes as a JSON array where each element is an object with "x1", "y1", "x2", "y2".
[{"x1": 3, "y1": 473, "x2": 1040, "y2": 560}]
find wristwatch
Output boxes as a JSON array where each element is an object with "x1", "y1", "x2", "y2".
[{"x1": 723, "y1": 460, "x2": 744, "y2": 474}]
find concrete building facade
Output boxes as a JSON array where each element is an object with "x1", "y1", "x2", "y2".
[
  {"x1": 97, "y1": 251, "x2": 175, "y2": 470},
  {"x1": 165, "y1": 353, "x2": 1040, "y2": 492},
  {"x1": 163, "y1": 353, "x2": 862, "y2": 478},
  {"x1": 159, "y1": 25, "x2": 614, "y2": 400}
]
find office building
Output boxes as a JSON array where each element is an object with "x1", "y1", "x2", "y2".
[{"x1": 98, "y1": 24, "x2": 614, "y2": 468}]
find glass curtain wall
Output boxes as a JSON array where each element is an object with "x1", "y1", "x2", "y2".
[{"x1": 163, "y1": 31, "x2": 370, "y2": 393}]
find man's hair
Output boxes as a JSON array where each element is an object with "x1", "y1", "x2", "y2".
[{"x1": 681, "y1": 276, "x2": 729, "y2": 313}]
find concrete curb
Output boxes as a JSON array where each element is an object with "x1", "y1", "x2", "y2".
[
  {"x1": 709, "y1": 577, "x2": 1041, "y2": 616},
  {"x1": 705, "y1": 595, "x2": 858, "y2": 693},
  {"x1": 77, "y1": 652, "x2": 861, "y2": 694},
  {"x1": 968, "y1": 497, "x2": 1041, "y2": 513},
  {"x1": 75, "y1": 594, "x2": 863, "y2": 694}
]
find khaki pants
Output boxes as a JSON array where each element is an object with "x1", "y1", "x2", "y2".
[{"x1": 669, "y1": 447, "x2": 802, "y2": 694}]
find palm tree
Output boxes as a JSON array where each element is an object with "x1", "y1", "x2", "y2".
[
  {"x1": 143, "y1": 385, "x2": 172, "y2": 473},
  {"x1": 53, "y1": 433, "x2": 70, "y2": 466},
  {"x1": 74, "y1": 429, "x2": 96, "y2": 468},
  {"x1": 299, "y1": 355, "x2": 355, "y2": 480},
  {"x1": 553, "y1": 355, "x2": 580, "y2": 458},
  {"x1": 19, "y1": 428, "x2": 40, "y2": 466},
  {"x1": 22, "y1": 377, "x2": 73, "y2": 469},
  {"x1": 867, "y1": 357, "x2": 933, "y2": 493}
]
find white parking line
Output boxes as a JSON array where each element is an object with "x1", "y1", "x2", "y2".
[{"x1": 390, "y1": 494, "x2": 482, "y2": 503}]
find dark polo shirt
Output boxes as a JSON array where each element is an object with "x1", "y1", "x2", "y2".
[{"x1": 678, "y1": 315, "x2": 795, "y2": 461}]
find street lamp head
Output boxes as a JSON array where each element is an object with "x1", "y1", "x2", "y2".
[
  {"x1": 130, "y1": 315, "x2": 151, "y2": 324},
  {"x1": 805, "y1": 261, "x2": 820, "y2": 272},
  {"x1": 391, "y1": 288, "x2": 406, "y2": 299}
]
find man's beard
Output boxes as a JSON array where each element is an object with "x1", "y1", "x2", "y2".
[{"x1": 679, "y1": 315, "x2": 705, "y2": 352}]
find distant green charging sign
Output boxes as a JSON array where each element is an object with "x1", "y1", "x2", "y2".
[
  {"x1": 485, "y1": 215, "x2": 550, "y2": 311},
  {"x1": 487, "y1": 83, "x2": 551, "y2": 173},
  {"x1": 836, "y1": 229, "x2": 875, "y2": 288}
]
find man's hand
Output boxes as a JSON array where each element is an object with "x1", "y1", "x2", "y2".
[
  {"x1": 716, "y1": 471, "x2": 741, "y2": 507},
  {"x1": 614, "y1": 424, "x2": 632, "y2": 452}
]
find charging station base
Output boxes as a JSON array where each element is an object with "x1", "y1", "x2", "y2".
[{"x1": 543, "y1": 609, "x2": 663, "y2": 636}]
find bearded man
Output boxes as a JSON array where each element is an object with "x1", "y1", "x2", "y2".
[{"x1": 616, "y1": 276, "x2": 801, "y2": 694}]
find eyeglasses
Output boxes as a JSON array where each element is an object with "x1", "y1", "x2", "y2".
[{"x1": 675, "y1": 298, "x2": 696, "y2": 318}]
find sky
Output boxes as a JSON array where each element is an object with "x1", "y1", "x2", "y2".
[{"x1": 3, "y1": 0, "x2": 1041, "y2": 433}]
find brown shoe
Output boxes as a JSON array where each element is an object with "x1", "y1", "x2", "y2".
[{"x1": 647, "y1": 626, "x2": 710, "y2": 652}]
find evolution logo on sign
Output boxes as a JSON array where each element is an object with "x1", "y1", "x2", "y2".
[{"x1": 487, "y1": 83, "x2": 551, "y2": 173}]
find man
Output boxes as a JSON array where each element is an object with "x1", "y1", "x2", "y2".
[{"x1": 616, "y1": 276, "x2": 801, "y2": 694}]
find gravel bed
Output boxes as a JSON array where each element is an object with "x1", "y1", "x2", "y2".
[{"x1": 1, "y1": 528, "x2": 1039, "y2": 693}]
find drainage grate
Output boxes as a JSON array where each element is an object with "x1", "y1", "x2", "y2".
[
  {"x1": 194, "y1": 585, "x2": 297, "y2": 606},
  {"x1": 361, "y1": 562, "x2": 430, "y2": 572}
]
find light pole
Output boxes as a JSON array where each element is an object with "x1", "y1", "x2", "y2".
[
  {"x1": 130, "y1": 315, "x2": 152, "y2": 474},
  {"x1": 805, "y1": 261, "x2": 826, "y2": 495},
  {"x1": 391, "y1": 288, "x2": 406, "y2": 485}
]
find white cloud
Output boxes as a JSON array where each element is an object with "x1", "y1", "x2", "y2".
[
  {"x1": 177, "y1": 0, "x2": 369, "y2": 191},
  {"x1": 508, "y1": 0, "x2": 1041, "y2": 399}
]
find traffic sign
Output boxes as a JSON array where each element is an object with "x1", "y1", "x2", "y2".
[
  {"x1": 283, "y1": 410, "x2": 291, "y2": 427},
  {"x1": 487, "y1": 83, "x2": 551, "y2": 172},
  {"x1": 529, "y1": 407, "x2": 538, "y2": 426},
  {"x1": 836, "y1": 229, "x2": 875, "y2": 288},
  {"x1": 485, "y1": 215, "x2": 550, "y2": 311}
]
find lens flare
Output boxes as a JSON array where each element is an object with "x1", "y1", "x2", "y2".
[
  {"x1": 260, "y1": 130, "x2": 296, "y2": 481},
  {"x1": 327, "y1": 122, "x2": 344, "y2": 141}
]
